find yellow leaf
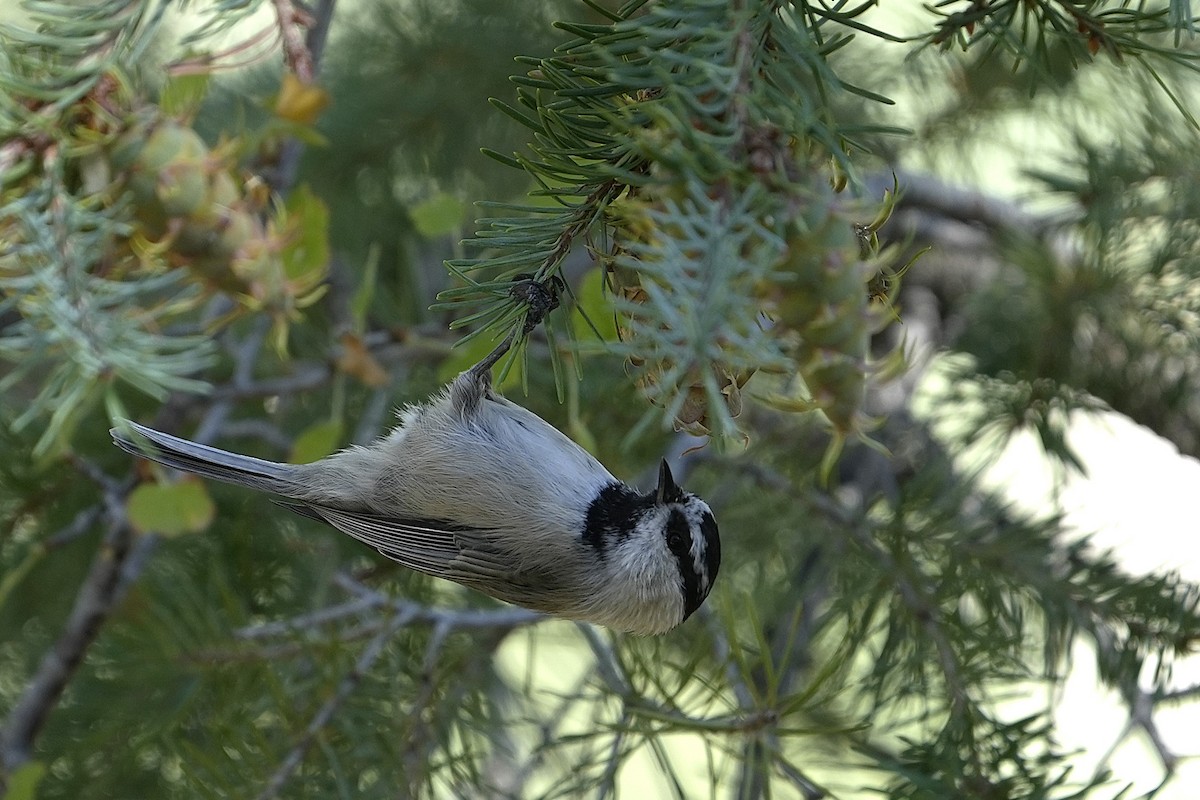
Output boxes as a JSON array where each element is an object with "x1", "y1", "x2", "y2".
[
  {"x1": 336, "y1": 331, "x2": 389, "y2": 387},
  {"x1": 274, "y1": 73, "x2": 330, "y2": 125}
]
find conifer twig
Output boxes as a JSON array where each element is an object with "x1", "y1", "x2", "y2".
[{"x1": 702, "y1": 606, "x2": 827, "y2": 800}]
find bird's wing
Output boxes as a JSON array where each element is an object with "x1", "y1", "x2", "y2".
[{"x1": 280, "y1": 502, "x2": 514, "y2": 582}]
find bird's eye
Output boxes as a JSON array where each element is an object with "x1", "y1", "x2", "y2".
[{"x1": 665, "y1": 511, "x2": 692, "y2": 555}]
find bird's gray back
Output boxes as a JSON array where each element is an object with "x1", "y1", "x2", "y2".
[{"x1": 296, "y1": 390, "x2": 614, "y2": 538}]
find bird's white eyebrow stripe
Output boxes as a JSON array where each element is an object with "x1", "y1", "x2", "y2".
[{"x1": 683, "y1": 506, "x2": 709, "y2": 589}]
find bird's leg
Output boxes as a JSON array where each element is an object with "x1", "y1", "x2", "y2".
[
  {"x1": 467, "y1": 334, "x2": 511, "y2": 384},
  {"x1": 453, "y1": 361, "x2": 493, "y2": 414}
]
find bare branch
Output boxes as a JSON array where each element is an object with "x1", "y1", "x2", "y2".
[
  {"x1": 1090, "y1": 685, "x2": 1179, "y2": 794},
  {"x1": 884, "y1": 171, "x2": 1056, "y2": 235},
  {"x1": 270, "y1": 0, "x2": 317, "y2": 82},
  {"x1": 0, "y1": 514, "x2": 134, "y2": 770},
  {"x1": 352, "y1": 385, "x2": 395, "y2": 445},
  {"x1": 271, "y1": 0, "x2": 338, "y2": 192},
  {"x1": 234, "y1": 595, "x2": 381, "y2": 639},
  {"x1": 238, "y1": 573, "x2": 545, "y2": 642},
  {"x1": 218, "y1": 418, "x2": 293, "y2": 453},
  {"x1": 1129, "y1": 687, "x2": 1179, "y2": 776},
  {"x1": 43, "y1": 503, "x2": 105, "y2": 550},
  {"x1": 189, "y1": 622, "x2": 383, "y2": 664},
  {"x1": 1160, "y1": 682, "x2": 1200, "y2": 703}
]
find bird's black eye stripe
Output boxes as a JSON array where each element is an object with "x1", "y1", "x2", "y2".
[
  {"x1": 666, "y1": 509, "x2": 705, "y2": 619},
  {"x1": 665, "y1": 512, "x2": 691, "y2": 556}
]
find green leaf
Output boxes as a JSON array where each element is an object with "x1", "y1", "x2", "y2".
[
  {"x1": 410, "y1": 192, "x2": 467, "y2": 239},
  {"x1": 159, "y1": 70, "x2": 211, "y2": 117},
  {"x1": 281, "y1": 184, "x2": 331, "y2": 281},
  {"x1": 290, "y1": 418, "x2": 344, "y2": 464},
  {"x1": 4, "y1": 761, "x2": 47, "y2": 800},
  {"x1": 126, "y1": 479, "x2": 215, "y2": 537}
]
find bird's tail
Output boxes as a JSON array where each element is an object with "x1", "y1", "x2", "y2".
[{"x1": 111, "y1": 420, "x2": 302, "y2": 496}]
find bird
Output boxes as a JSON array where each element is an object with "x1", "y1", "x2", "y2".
[{"x1": 111, "y1": 368, "x2": 720, "y2": 635}]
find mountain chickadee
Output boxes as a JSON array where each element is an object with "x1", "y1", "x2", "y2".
[{"x1": 111, "y1": 369, "x2": 721, "y2": 635}]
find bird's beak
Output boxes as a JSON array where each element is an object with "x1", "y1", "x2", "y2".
[{"x1": 656, "y1": 459, "x2": 679, "y2": 504}]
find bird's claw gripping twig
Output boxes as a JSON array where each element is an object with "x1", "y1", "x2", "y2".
[{"x1": 468, "y1": 275, "x2": 563, "y2": 382}]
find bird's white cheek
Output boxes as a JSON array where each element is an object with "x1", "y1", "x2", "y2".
[{"x1": 601, "y1": 545, "x2": 685, "y2": 635}]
